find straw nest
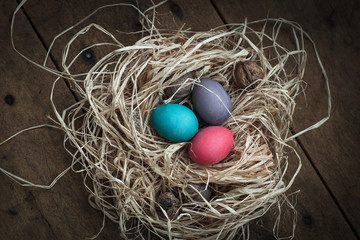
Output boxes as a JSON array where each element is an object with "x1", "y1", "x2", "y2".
[{"x1": 48, "y1": 10, "x2": 310, "y2": 240}]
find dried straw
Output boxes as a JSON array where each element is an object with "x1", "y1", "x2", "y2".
[
  {"x1": 57, "y1": 23, "x2": 302, "y2": 239},
  {"x1": 5, "y1": 1, "x2": 331, "y2": 240}
]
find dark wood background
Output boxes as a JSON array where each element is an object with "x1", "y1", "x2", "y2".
[{"x1": 0, "y1": 0, "x2": 359, "y2": 239}]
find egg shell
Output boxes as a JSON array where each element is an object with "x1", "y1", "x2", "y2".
[
  {"x1": 151, "y1": 103, "x2": 198, "y2": 142},
  {"x1": 192, "y1": 78, "x2": 232, "y2": 125},
  {"x1": 189, "y1": 126, "x2": 234, "y2": 165}
]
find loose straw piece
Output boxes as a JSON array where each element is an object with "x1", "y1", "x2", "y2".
[{"x1": 5, "y1": 1, "x2": 331, "y2": 239}]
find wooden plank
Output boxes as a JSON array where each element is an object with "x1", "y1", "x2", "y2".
[
  {"x1": 246, "y1": 143, "x2": 357, "y2": 240},
  {"x1": 3, "y1": 0, "x2": 225, "y2": 239},
  {"x1": 212, "y1": 0, "x2": 360, "y2": 237},
  {"x1": 0, "y1": 0, "x2": 119, "y2": 239},
  {"x1": 20, "y1": 0, "x2": 225, "y2": 74},
  {"x1": 8, "y1": 0, "x2": 358, "y2": 239}
]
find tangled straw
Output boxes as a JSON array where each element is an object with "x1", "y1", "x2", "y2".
[
  {"x1": 4, "y1": 1, "x2": 331, "y2": 240},
  {"x1": 57, "y1": 22, "x2": 303, "y2": 239}
]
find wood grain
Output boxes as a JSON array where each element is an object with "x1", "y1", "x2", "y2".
[
  {"x1": 2, "y1": 0, "x2": 224, "y2": 239},
  {"x1": 212, "y1": 0, "x2": 360, "y2": 238},
  {"x1": 0, "y1": 0, "x2": 119, "y2": 239},
  {"x1": 1, "y1": 0, "x2": 358, "y2": 239},
  {"x1": 247, "y1": 141, "x2": 358, "y2": 240}
]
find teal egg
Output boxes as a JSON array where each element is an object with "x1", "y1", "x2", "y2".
[{"x1": 151, "y1": 103, "x2": 198, "y2": 142}]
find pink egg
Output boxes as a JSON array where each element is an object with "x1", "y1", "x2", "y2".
[{"x1": 188, "y1": 126, "x2": 234, "y2": 165}]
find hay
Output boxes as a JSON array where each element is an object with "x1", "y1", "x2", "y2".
[
  {"x1": 58, "y1": 23, "x2": 302, "y2": 239},
  {"x1": 6, "y1": 2, "x2": 331, "y2": 240}
]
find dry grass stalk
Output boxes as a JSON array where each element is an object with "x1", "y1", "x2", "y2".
[{"x1": 6, "y1": 2, "x2": 330, "y2": 240}]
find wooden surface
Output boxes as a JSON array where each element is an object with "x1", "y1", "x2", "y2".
[{"x1": 0, "y1": 0, "x2": 359, "y2": 239}]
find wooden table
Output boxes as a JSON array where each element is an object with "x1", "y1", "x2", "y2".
[{"x1": 1, "y1": 0, "x2": 359, "y2": 239}]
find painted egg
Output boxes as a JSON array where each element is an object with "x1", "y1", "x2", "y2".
[
  {"x1": 151, "y1": 103, "x2": 198, "y2": 142},
  {"x1": 188, "y1": 126, "x2": 234, "y2": 165},
  {"x1": 191, "y1": 78, "x2": 232, "y2": 125}
]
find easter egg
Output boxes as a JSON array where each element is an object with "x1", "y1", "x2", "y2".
[
  {"x1": 192, "y1": 78, "x2": 232, "y2": 125},
  {"x1": 188, "y1": 126, "x2": 234, "y2": 165},
  {"x1": 151, "y1": 103, "x2": 198, "y2": 142}
]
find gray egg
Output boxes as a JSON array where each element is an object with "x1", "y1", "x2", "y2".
[{"x1": 192, "y1": 78, "x2": 232, "y2": 125}]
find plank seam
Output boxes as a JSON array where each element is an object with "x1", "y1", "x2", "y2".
[
  {"x1": 209, "y1": 0, "x2": 227, "y2": 27},
  {"x1": 208, "y1": 0, "x2": 359, "y2": 238},
  {"x1": 290, "y1": 128, "x2": 360, "y2": 240},
  {"x1": 15, "y1": 0, "x2": 80, "y2": 103}
]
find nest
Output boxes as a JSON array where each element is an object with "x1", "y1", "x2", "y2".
[
  {"x1": 59, "y1": 22, "x2": 305, "y2": 238},
  {"x1": 11, "y1": 4, "x2": 328, "y2": 240}
]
